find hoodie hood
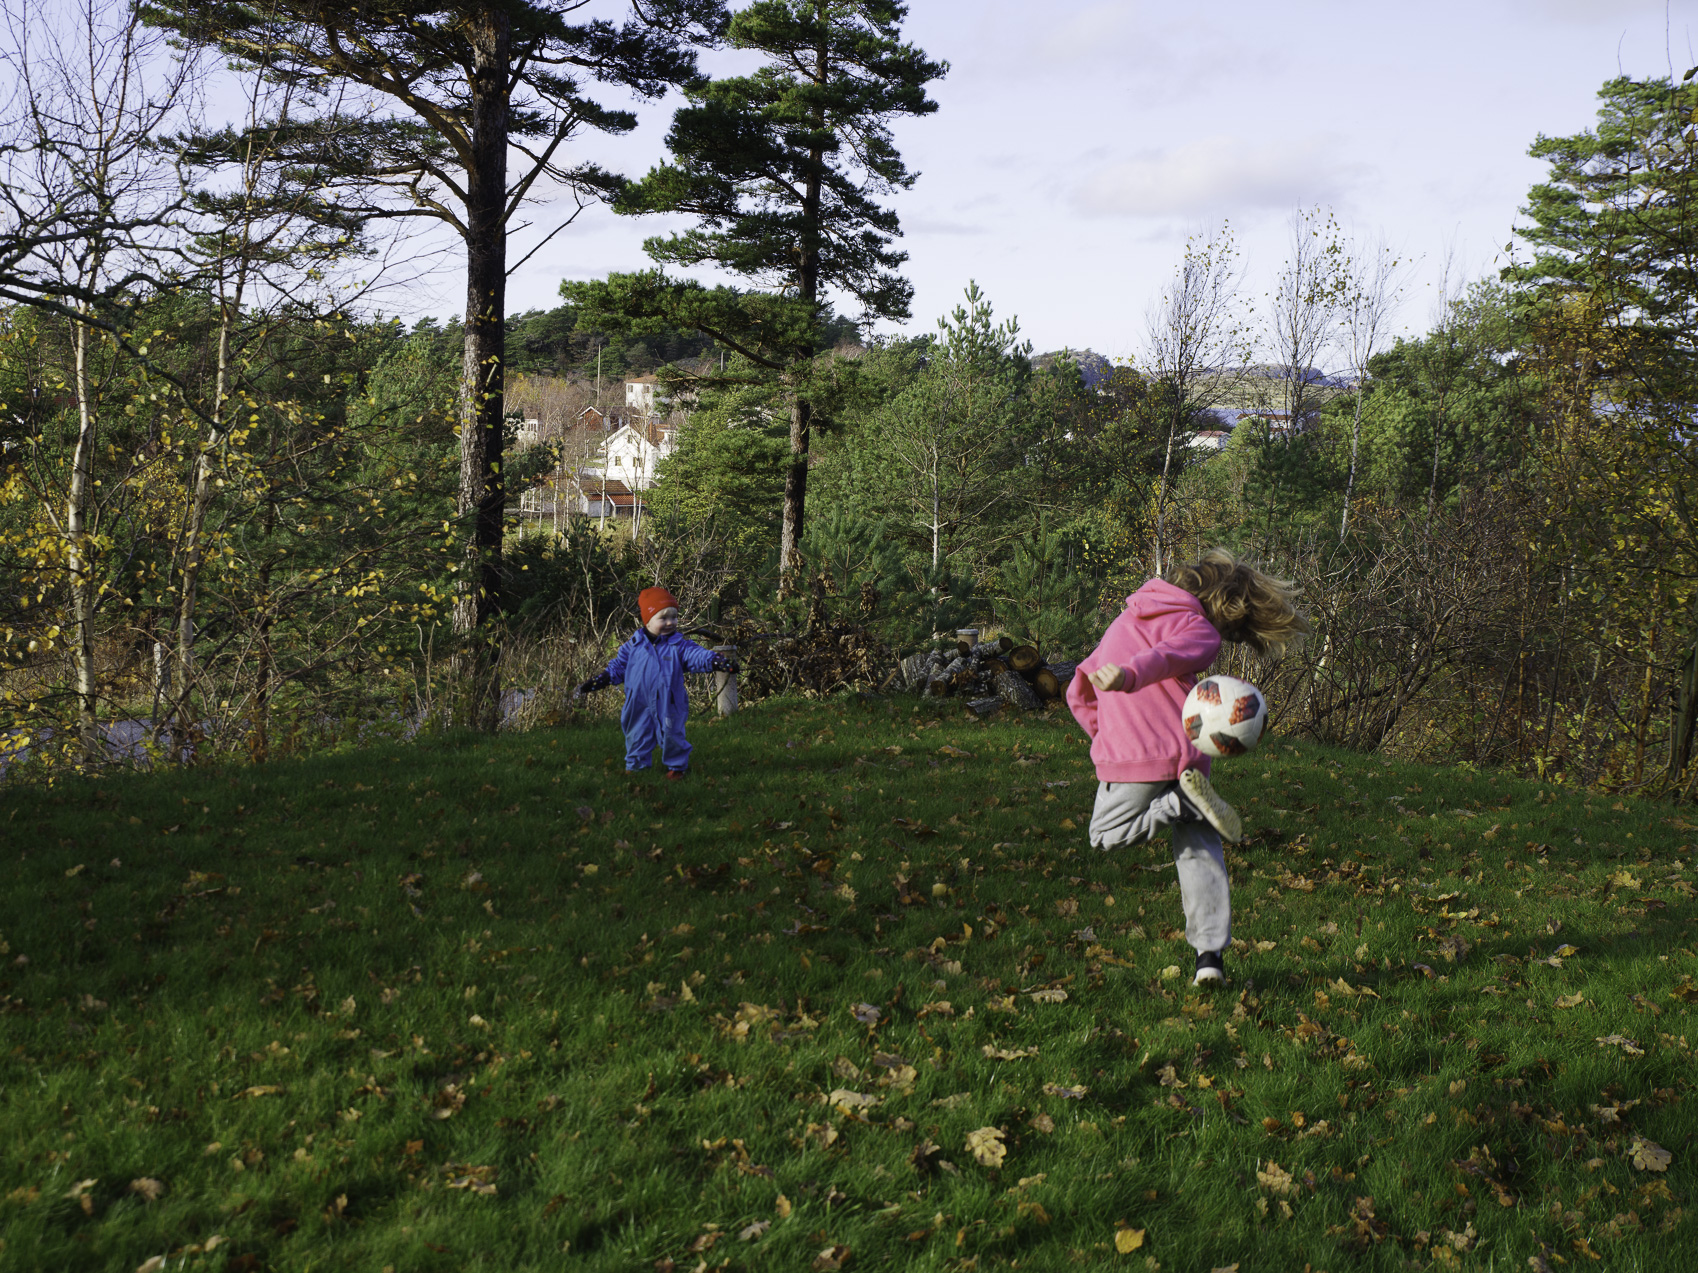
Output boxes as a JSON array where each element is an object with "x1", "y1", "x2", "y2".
[{"x1": 1125, "y1": 577, "x2": 1204, "y2": 622}]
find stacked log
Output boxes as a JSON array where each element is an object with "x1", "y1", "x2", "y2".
[{"x1": 895, "y1": 638, "x2": 1081, "y2": 710}]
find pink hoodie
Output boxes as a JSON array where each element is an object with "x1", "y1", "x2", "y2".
[{"x1": 1067, "y1": 579, "x2": 1221, "y2": 782}]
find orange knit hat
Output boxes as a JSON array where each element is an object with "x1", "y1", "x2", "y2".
[{"x1": 639, "y1": 586, "x2": 678, "y2": 625}]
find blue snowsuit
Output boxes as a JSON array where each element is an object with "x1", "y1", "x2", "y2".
[{"x1": 603, "y1": 629, "x2": 720, "y2": 772}]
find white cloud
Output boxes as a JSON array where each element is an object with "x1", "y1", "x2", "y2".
[{"x1": 1072, "y1": 135, "x2": 1368, "y2": 219}]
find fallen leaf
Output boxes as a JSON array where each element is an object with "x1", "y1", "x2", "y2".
[
  {"x1": 128, "y1": 1178, "x2": 165, "y2": 1203},
  {"x1": 982, "y1": 1044, "x2": 1037, "y2": 1061},
  {"x1": 1029, "y1": 1112, "x2": 1056, "y2": 1133},
  {"x1": 1115, "y1": 1227, "x2": 1146, "y2": 1253},
  {"x1": 851, "y1": 1003, "x2": 881, "y2": 1025},
  {"x1": 811, "y1": 1243, "x2": 852, "y2": 1271},
  {"x1": 831, "y1": 1056, "x2": 862, "y2": 1081},
  {"x1": 1555, "y1": 993, "x2": 1586, "y2": 1010},
  {"x1": 739, "y1": 1219, "x2": 771, "y2": 1241},
  {"x1": 776, "y1": 1194, "x2": 793, "y2": 1218},
  {"x1": 1028, "y1": 988, "x2": 1068, "y2": 1004},
  {"x1": 1257, "y1": 1162, "x2": 1298, "y2": 1197},
  {"x1": 1630, "y1": 1138, "x2": 1673, "y2": 1172},
  {"x1": 235, "y1": 1086, "x2": 284, "y2": 1099},
  {"x1": 1596, "y1": 1034, "x2": 1645, "y2": 1056},
  {"x1": 966, "y1": 1126, "x2": 1007, "y2": 1168},
  {"x1": 1043, "y1": 1082, "x2": 1089, "y2": 1099},
  {"x1": 135, "y1": 1258, "x2": 166, "y2": 1273},
  {"x1": 827, "y1": 1089, "x2": 880, "y2": 1112}
]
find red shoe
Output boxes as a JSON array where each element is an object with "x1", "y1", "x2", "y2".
[{"x1": 666, "y1": 769, "x2": 686, "y2": 781}]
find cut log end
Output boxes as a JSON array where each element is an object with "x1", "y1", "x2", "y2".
[
  {"x1": 1007, "y1": 645, "x2": 1042, "y2": 675},
  {"x1": 1033, "y1": 667, "x2": 1062, "y2": 700}
]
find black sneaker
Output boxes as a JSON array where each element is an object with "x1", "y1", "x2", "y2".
[{"x1": 1193, "y1": 949, "x2": 1226, "y2": 986}]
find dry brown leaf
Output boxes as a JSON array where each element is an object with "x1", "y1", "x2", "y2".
[
  {"x1": 235, "y1": 1085, "x2": 284, "y2": 1099},
  {"x1": 1028, "y1": 988, "x2": 1069, "y2": 1004},
  {"x1": 128, "y1": 1178, "x2": 165, "y2": 1203},
  {"x1": 1555, "y1": 993, "x2": 1586, "y2": 1010},
  {"x1": 775, "y1": 1194, "x2": 793, "y2": 1218},
  {"x1": 1029, "y1": 1112, "x2": 1056, "y2": 1134},
  {"x1": 982, "y1": 1044, "x2": 1037, "y2": 1061}
]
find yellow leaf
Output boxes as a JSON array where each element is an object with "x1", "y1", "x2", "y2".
[
  {"x1": 1115, "y1": 1227, "x2": 1146, "y2": 1253},
  {"x1": 1256, "y1": 1162, "x2": 1297, "y2": 1197},
  {"x1": 1630, "y1": 1138, "x2": 1673, "y2": 1172},
  {"x1": 776, "y1": 1194, "x2": 793, "y2": 1218},
  {"x1": 966, "y1": 1126, "x2": 1007, "y2": 1168}
]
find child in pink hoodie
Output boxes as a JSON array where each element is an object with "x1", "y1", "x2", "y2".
[{"x1": 1067, "y1": 549, "x2": 1306, "y2": 985}]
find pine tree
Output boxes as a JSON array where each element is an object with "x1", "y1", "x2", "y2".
[
  {"x1": 568, "y1": 0, "x2": 944, "y2": 582},
  {"x1": 139, "y1": 0, "x2": 722, "y2": 725}
]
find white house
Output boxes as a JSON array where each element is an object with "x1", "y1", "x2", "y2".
[
  {"x1": 593, "y1": 416, "x2": 675, "y2": 491},
  {"x1": 625, "y1": 375, "x2": 662, "y2": 415}
]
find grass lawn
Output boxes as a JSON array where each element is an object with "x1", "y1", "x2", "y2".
[{"x1": 2, "y1": 695, "x2": 1696, "y2": 1272}]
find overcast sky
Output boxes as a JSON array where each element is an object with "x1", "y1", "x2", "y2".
[{"x1": 406, "y1": 0, "x2": 1697, "y2": 364}]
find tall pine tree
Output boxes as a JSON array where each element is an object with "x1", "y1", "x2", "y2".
[
  {"x1": 568, "y1": 0, "x2": 944, "y2": 581},
  {"x1": 140, "y1": 0, "x2": 722, "y2": 726}
]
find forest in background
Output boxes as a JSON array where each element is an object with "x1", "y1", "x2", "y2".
[{"x1": 0, "y1": 1, "x2": 1692, "y2": 797}]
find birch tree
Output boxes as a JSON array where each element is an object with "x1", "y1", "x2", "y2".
[
  {"x1": 1337, "y1": 233, "x2": 1403, "y2": 540},
  {"x1": 0, "y1": 0, "x2": 194, "y2": 762},
  {"x1": 1142, "y1": 224, "x2": 1248, "y2": 574}
]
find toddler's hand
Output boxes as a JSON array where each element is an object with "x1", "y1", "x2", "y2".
[{"x1": 1088, "y1": 663, "x2": 1126, "y2": 692}]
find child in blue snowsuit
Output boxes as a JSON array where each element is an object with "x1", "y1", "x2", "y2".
[{"x1": 572, "y1": 586, "x2": 730, "y2": 778}]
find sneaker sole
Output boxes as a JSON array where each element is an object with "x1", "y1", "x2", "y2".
[
  {"x1": 1179, "y1": 770, "x2": 1242, "y2": 842},
  {"x1": 1193, "y1": 967, "x2": 1225, "y2": 986}
]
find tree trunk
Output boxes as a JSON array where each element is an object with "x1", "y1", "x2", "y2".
[
  {"x1": 452, "y1": 7, "x2": 512, "y2": 729},
  {"x1": 170, "y1": 269, "x2": 242, "y2": 761},
  {"x1": 1340, "y1": 383, "x2": 1363, "y2": 541},
  {"x1": 778, "y1": 395, "x2": 811, "y2": 584},
  {"x1": 67, "y1": 319, "x2": 100, "y2": 763},
  {"x1": 777, "y1": 17, "x2": 828, "y2": 584}
]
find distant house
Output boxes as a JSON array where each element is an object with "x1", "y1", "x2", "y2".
[
  {"x1": 593, "y1": 416, "x2": 676, "y2": 491},
  {"x1": 577, "y1": 405, "x2": 606, "y2": 432},
  {"x1": 625, "y1": 375, "x2": 661, "y2": 416},
  {"x1": 1187, "y1": 430, "x2": 1232, "y2": 453}
]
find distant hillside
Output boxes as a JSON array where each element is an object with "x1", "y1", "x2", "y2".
[{"x1": 1033, "y1": 348, "x2": 1116, "y2": 390}]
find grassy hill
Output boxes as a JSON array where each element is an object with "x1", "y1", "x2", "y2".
[{"x1": 1, "y1": 696, "x2": 1694, "y2": 1271}]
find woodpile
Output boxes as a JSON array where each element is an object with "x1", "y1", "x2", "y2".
[
  {"x1": 894, "y1": 635, "x2": 1079, "y2": 712},
  {"x1": 707, "y1": 616, "x2": 895, "y2": 700}
]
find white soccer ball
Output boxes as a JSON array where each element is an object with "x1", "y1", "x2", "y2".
[{"x1": 1182, "y1": 674, "x2": 1268, "y2": 759}]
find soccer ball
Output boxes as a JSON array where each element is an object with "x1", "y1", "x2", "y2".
[{"x1": 1182, "y1": 674, "x2": 1267, "y2": 758}]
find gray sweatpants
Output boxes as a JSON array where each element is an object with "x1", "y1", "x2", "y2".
[{"x1": 1089, "y1": 779, "x2": 1231, "y2": 956}]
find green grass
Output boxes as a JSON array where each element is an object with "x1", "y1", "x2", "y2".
[{"x1": 2, "y1": 696, "x2": 1696, "y2": 1272}]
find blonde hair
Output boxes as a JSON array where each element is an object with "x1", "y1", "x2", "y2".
[{"x1": 1166, "y1": 547, "x2": 1309, "y2": 657}]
